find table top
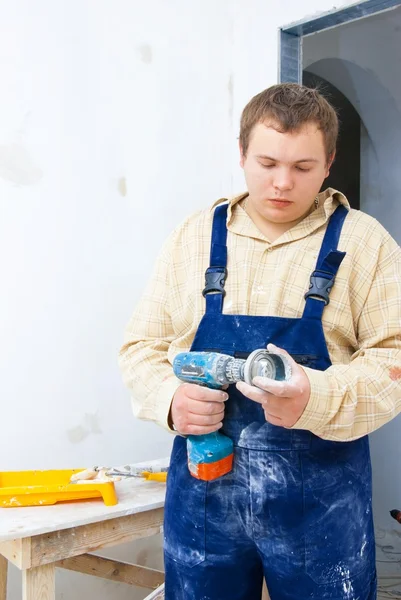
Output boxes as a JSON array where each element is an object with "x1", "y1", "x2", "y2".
[{"x1": 0, "y1": 458, "x2": 169, "y2": 542}]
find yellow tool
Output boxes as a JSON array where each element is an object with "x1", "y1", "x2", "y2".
[
  {"x1": 106, "y1": 469, "x2": 168, "y2": 483},
  {"x1": 68, "y1": 466, "x2": 168, "y2": 485},
  {"x1": 139, "y1": 471, "x2": 167, "y2": 482}
]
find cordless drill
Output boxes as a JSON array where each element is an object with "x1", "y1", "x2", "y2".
[{"x1": 172, "y1": 349, "x2": 291, "y2": 481}]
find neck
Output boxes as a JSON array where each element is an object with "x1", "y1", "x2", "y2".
[
  {"x1": 244, "y1": 197, "x2": 317, "y2": 242},
  {"x1": 243, "y1": 196, "x2": 314, "y2": 242}
]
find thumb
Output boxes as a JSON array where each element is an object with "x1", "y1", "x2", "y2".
[
  {"x1": 267, "y1": 343, "x2": 290, "y2": 357},
  {"x1": 266, "y1": 343, "x2": 295, "y2": 380}
]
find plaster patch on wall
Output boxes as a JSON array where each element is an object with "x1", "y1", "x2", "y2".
[
  {"x1": 137, "y1": 44, "x2": 153, "y2": 64},
  {"x1": 0, "y1": 143, "x2": 43, "y2": 186},
  {"x1": 67, "y1": 425, "x2": 88, "y2": 444},
  {"x1": 118, "y1": 176, "x2": 127, "y2": 196},
  {"x1": 85, "y1": 412, "x2": 102, "y2": 434},
  {"x1": 67, "y1": 412, "x2": 102, "y2": 444}
]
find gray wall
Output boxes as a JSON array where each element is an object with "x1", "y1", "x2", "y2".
[{"x1": 304, "y1": 7, "x2": 401, "y2": 536}]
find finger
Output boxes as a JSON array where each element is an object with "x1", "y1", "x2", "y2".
[
  {"x1": 266, "y1": 343, "x2": 299, "y2": 374},
  {"x1": 188, "y1": 398, "x2": 226, "y2": 415},
  {"x1": 251, "y1": 376, "x2": 299, "y2": 398},
  {"x1": 183, "y1": 423, "x2": 223, "y2": 435},
  {"x1": 267, "y1": 343, "x2": 291, "y2": 357},
  {"x1": 186, "y1": 384, "x2": 228, "y2": 403},
  {"x1": 267, "y1": 343, "x2": 297, "y2": 364},
  {"x1": 187, "y1": 411, "x2": 224, "y2": 427},
  {"x1": 236, "y1": 381, "x2": 270, "y2": 404}
]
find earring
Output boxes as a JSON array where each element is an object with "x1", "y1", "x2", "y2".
[{"x1": 314, "y1": 196, "x2": 319, "y2": 209}]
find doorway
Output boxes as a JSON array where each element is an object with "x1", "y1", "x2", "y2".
[
  {"x1": 280, "y1": 2, "x2": 401, "y2": 595},
  {"x1": 303, "y1": 70, "x2": 361, "y2": 209},
  {"x1": 280, "y1": 1, "x2": 401, "y2": 240}
]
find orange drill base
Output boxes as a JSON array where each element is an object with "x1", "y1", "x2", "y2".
[{"x1": 189, "y1": 454, "x2": 234, "y2": 481}]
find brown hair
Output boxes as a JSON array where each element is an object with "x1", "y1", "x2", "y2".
[{"x1": 239, "y1": 83, "x2": 338, "y2": 162}]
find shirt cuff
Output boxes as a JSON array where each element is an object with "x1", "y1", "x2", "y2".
[
  {"x1": 156, "y1": 376, "x2": 182, "y2": 433},
  {"x1": 290, "y1": 367, "x2": 331, "y2": 432}
]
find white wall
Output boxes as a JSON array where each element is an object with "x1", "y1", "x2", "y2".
[
  {"x1": 0, "y1": 1, "x2": 355, "y2": 598},
  {"x1": 303, "y1": 5, "x2": 401, "y2": 571}
]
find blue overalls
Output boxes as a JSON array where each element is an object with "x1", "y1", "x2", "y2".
[{"x1": 164, "y1": 203, "x2": 377, "y2": 600}]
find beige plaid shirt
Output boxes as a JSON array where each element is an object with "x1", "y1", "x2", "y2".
[{"x1": 119, "y1": 188, "x2": 401, "y2": 441}]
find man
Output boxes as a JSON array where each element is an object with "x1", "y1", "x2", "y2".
[{"x1": 119, "y1": 83, "x2": 401, "y2": 599}]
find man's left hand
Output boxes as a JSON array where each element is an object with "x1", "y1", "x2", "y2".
[{"x1": 236, "y1": 344, "x2": 311, "y2": 428}]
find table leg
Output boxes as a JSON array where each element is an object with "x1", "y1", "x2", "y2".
[
  {"x1": 0, "y1": 554, "x2": 7, "y2": 600},
  {"x1": 22, "y1": 564, "x2": 55, "y2": 600}
]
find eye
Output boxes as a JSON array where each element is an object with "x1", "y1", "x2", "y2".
[
  {"x1": 260, "y1": 163, "x2": 275, "y2": 169},
  {"x1": 295, "y1": 166, "x2": 311, "y2": 172}
]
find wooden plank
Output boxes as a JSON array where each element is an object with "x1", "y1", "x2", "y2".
[
  {"x1": 22, "y1": 564, "x2": 55, "y2": 600},
  {"x1": 30, "y1": 507, "x2": 164, "y2": 567},
  {"x1": 56, "y1": 553, "x2": 164, "y2": 589},
  {"x1": 144, "y1": 583, "x2": 165, "y2": 600},
  {"x1": 0, "y1": 554, "x2": 7, "y2": 600},
  {"x1": 0, "y1": 538, "x2": 32, "y2": 569}
]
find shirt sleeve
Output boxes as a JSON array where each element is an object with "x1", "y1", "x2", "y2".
[
  {"x1": 118, "y1": 228, "x2": 182, "y2": 433},
  {"x1": 293, "y1": 232, "x2": 401, "y2": 441}
]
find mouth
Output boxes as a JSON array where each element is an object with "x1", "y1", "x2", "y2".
[{"x1": 268, "y1": 198, "x2": 292, "y2": 206}]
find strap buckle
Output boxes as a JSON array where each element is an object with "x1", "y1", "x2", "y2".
[
  {"x1": 202, "y1": 267, "x2": 227, "y2": 297},
  {"x1": 304, "y1": 271, "x2": 334, "y2": 306}
]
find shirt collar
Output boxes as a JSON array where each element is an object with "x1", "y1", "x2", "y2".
[{"x1": 211, "y1": 188, "x2": 350, "y2": 245}]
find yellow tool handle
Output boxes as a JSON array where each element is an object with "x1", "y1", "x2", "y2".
[{"x1": 142, "y1": 471, "x2": 168, "y2": 482}]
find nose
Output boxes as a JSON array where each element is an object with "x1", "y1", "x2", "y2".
[{"x1": 273, "y1": 167, "x2": 293, "y2": 192}]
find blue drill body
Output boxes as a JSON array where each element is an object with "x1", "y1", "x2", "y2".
[
  {"x1": 173, "y1": 352, "x2": 235, "y2": 480},
  {"x1": 173, "y1": 352, "x2": 235, "y2": 389},
  {"x1": 172, "y1": 349, "x2": 291, "y2": 480}
]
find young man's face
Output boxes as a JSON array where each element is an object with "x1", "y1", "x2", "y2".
[{"x1": 240, "y1": 121, "x2": 332, "y2": 227}]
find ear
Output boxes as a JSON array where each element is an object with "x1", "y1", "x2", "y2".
[
  {"x1": 239, "y1": 141, "x2": 245, "y2": 168},
  {"x1": 325, "y1": 152, "x2": 335, "y2": 177}
]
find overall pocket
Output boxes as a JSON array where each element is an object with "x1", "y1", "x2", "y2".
[{"x1": 164, "y1": 437, "x2": 207, "y2": 567}]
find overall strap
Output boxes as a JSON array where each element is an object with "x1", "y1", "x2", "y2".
[
  {"x1": 203, "y1": 203, "x2": 228, "y2": 314},
  {"x1": 302, "y1": 205, "x2": 348, "y2": 320}
]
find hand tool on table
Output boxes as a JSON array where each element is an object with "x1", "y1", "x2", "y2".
[
  {"x1": 106, "y1": 469, "x2": 168, "y2": 482},
  {"x1": 173, "y1": 348, "x2": 292, "y2": 481},
  {"x1": 70, "y1": 466, "x2": 168, "y2": 484}
]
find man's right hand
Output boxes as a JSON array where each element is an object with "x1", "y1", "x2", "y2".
[{"x1": 170, "y1": 383, "x2": 228, "y2": 435}]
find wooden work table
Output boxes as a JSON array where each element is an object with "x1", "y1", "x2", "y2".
[
  {"x1": 0, "y1": 457, "x2": 270, "y2": 600},
  {"x1": 0, "y1": 459, "x2": 167, "y2": 600}
]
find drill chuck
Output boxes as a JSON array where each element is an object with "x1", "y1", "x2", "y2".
[{"x1": 224, "y1": 357, "x2": 246, "y2": 383}]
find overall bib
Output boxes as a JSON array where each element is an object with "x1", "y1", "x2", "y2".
[{"x1": 164, "y1": 204, "x2": 377, "y2": 600}]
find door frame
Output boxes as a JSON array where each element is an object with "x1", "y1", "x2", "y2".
[{"x1": 279, "y1": 0, "x2": 401, "y2": 83}]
